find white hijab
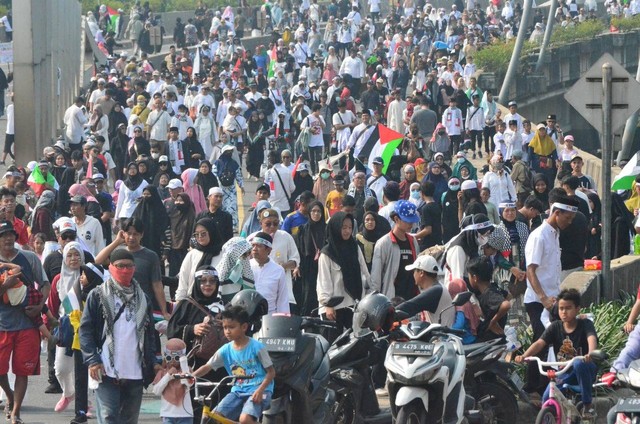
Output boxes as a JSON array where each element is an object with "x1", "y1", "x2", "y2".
[{"x1": 57, "y1": 242, "x2": 85, "y2": 305}]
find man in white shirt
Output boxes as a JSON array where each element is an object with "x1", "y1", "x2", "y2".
[
  {"x1": 387, "y1": 90, "x2": 407, "y2": 134},
  {"x1": 64, "y1": 97, "x2": 89, "y2": 150},
  {"x1": 88, "y1": 79, "x2": 106, "y2": 112},
  {"x1": 264, "y1": 151, "x2": 296, "y2": 216},
  {"x1": 442, "y1": 97, "x2": 464, "y2": 155},
  {"x1": 294, "y1": 36, "x2": 310, "y2": 67},
  {"x1": 503, "y1": 100, "x2": 524, "y2": 133},
  {"x1": 70, "y1": 195, "x2": 105, "y2": 257},
  {"x1": 268, "y1": 78, "x2": 286, "y2": 118},
  {"x1": 146, "y1": 70, "x2": 166, "y2": 96},
  {"x1": 146, "y1": 98, "x2": 172, "y2": 154},
  {"x1": 193, "y1": 84, "x2": 216, "y2": 116},
  {"x1": 339, "y1": 48, "x2": 365, "y2": 80},
  {"x1": 249, "y1": 232, "x2": 290, "y2": 314},
  {"x1": 300, "y1": 103, "x2": 326, "y2": 175},
  {"x1": 348, "y1": 109, "x2": 376, "y2": 158},
  {"x1": 333, "y1": 101, "x2": 358, "y2": 154}
]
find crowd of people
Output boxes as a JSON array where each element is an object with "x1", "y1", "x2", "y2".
[{"x1": 2, "y1": 0, "x2": 640, "y2": 423}]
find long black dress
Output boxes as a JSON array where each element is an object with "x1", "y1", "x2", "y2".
[{"x1": 246, "y1": 117, "x2": 271, "y2": 179}]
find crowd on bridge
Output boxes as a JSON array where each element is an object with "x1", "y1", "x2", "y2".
[{"x1": 3, "y1": 0, "x2": 640, "y2": 423}]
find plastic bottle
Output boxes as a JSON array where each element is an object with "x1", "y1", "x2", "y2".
[{"x1": 635, "y1": 234, "x2": 640, "y2": 255}]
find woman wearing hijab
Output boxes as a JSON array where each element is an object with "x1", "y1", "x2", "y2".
[
  {"x1": 399, "y1": 164, "x2": 418, "y2": 200},
  {"x1": 175, "y1": 218, "x2": 224, "y2": 302},
  {"x1": 126, "y1": 125, "x2": 151, "y2": 164},
  {"x1": 51, "y1": 153, "x2": 68, "y2": 185},
  {"x1": 137, "y1": 159, "x2": 153, "y2": 184},
  {"x1": 423, "y1": 162, "x2": 448, "y2": 205},
  {"x1": 182, "y1": 126, "x2": 206, "y2": 170},
  {"x1": 46, "y1": 242, "x2": 85, "y2": 412},
  {"x1": 194, "y1": 161, "x2": 219, "y2": 199},
  {"x1": 241, "y1": 200, "x2": 272, "y2": 238},
  {"x1": 168, "y1": 193, "x2": 196, "y2": 280},
  {"x1": 318, "y1": 212, "x2": 369, "y2": 339},
  {"x1": 532, "y1": 173, "x2": 550, "y2": 212},
  {"x1": 214, "y1": 145, "x2": 245, "y2": 229},
  {"x1": 356, "y1": 210, "x2": 388, "y2": 272},
  {"x1": 216, "y1": 237, "x2": 255, "y2": 303},
  {"x1": 115, "y1": 162, "x2": 149, "y2": 224},
  {"x1": 528, "y1": 123, "x2": 558, "y2": 184},
  {"x1": 444, "y1": 213, "x2": 494, "y2": 286},
  {"x1": 441, "y1": 177, "x2": 461, "y2": 243},
  {"x1": 108, "y1": 103, "x2": 128, "y2": 141},
  {"x1": 448, "y1": 278, "x2": 479, "y2": 344},
  {"x1": 30, "y1": 190, "x2": 56, "y2": 241},
  {"x1": 194, "y1": 107, "x2": 218, "y2": 160},
  {"x1": 363, "y1": 196, "x2": 392, "y2": 236},
  {"x1": 313, "y1": 163, "x2": 334, "y2": 205},
  {"x1": 181, "y1": 168, "x2": 207, "y2": 214},
  {"x1": 291, "y1": 163, "x2": 314, "y2": 202},
  {"x1": 414, "y1": 157, "x2": 428, "y2": 182},
  {"x1": 294, "y1": 201, "x2": 327, "y2": 316},
  {"x1": 246, "y1": 111, "x2": 269, "y2": 180},
  {"x1": 167, "y1": 265, "x2": 225, "y2": 422},
  {"x1": 153, "y1": 155, "x2": 178, "y2": 185},
  {"x1": 132, "y1": 185, "x2": 170, "y2": 258}
]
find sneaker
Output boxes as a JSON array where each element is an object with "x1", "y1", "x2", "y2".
[
  {"x1": 55, "y1": 395, "x2": 74, "y2": 412},
  {"x1": 375, "y1": 387, "x2": 388, "y2": 397},
  {"x1": 582, "y1": 408, "x2": 596, "y2": 422},
  {"x1": 71, "y1": 414, "x2": 88, "y2": 424},
  {"x1": 44, "y1": 383, "x2": 63, "y2": 394}
]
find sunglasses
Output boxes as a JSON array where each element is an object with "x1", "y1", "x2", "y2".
[
  {"x1": 263, "y1": 221, "x2": 279, "y2": 227},
  {"x1": 60, "y1": 233, "x2": 76, "y2": 241}
]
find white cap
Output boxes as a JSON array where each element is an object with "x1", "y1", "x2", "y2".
[
  {"x1": 158, "y1": 155, "x2": 169, "y2": 162},
  {"x1": 167, "y1": 178, "x2": 183, "y2": 189},
  {"x1": 461, "y1": 180, "x2": 477, "y2": 191},
  {"x1": 209, "y1": 187, "x2": 223, "y2": 196},
  {"x1": 405, "y1": 255, "x2": 440, "y2": 274},
  {"x1": 53, "y1": 217, "x2": 77, "y2": 234}
]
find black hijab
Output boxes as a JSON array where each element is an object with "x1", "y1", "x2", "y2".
[
  {"x1": 194, "y1": 218, "x2": 224, "y2": 269},
  {"x1": 170, "y1": 193, "x2": 197, "y2": 249},
  {"x1": 321, "y1": 212, "x2": 362, "y2": 301},
  {"x1": 363, "y1": 196, "x2": 392, "y2": 236},
  {"x1": 123, "y1": 162, "x2": 144, "y2": 191},
  {"x1": 300, "y1": 200, "x2": 327, "y2": 257},
  {"x1": 132, "y1": 185, "x2": 169, "y2": 256},
  {"x1": 194, "y1": 161, "x2": 219, "y2": 197},
  {"x1": 533, "y1": 173, "x2": 550, "y2": 210},
  {"x1": 191, "y1": 265, "x2": 221, "y2": 305},
  {"x1": 108, "y1": 104, "x2": 128, "y2": 139},
  {"x1": 360, "y1": 211, "x2": 387, "y2": 243}
]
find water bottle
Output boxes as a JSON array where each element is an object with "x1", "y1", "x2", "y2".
[
  {"x1": 504, "y1": 325, "x2": 521, "y2": 352},
  {"x1": 179, "y1": 356, "x2": 189, "y2": 385},
  {"x1": 635, "y1": 235, "x2": 640, "y2": 254}
]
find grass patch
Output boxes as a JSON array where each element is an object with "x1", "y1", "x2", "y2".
[
  {"x1": 612, "y1": 14, "x2": 640, "y2": 32},
  {"x1": 550, "y1": 19, "x2": 607, "y2": 45},
  {"x1": 474, "y1": 40, "x2": 537, "y2": 78}
]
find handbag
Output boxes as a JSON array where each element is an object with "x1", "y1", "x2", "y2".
[{"x1": 185, "y1": 297, "x2": 225, "y2": 360}]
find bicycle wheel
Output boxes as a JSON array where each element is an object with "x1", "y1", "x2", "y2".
[
  {"x1": 476, "y1": 381, "x2": 518, "y2": 424},
  {"x1": 535, "y1": 406, "x2": 558, "y2": 424}
]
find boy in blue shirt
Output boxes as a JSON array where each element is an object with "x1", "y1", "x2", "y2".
[{"x1": 192, "y1": 305, "x2": 275, "y2": 423}]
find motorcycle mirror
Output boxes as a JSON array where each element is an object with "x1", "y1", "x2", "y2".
[
  {"x1": 451, "y1": 291, "x2": 473, "y2": 307},
  {"x1": 589, "y1": 350, "x2": 607, "y2": 362},
  {"x1": 324, "y1": 296, "x2": 344, "y2": 308}
]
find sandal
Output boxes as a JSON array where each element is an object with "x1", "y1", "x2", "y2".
[
  {"x1": 11, "y1": 417, "x2": 23, "y2": 424},
  {"x1": 4, "y1": 401, "x2": 12, "y2": 420}
]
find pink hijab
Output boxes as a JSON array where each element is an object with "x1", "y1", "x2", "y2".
[
  {"x1": 69, "y1": 183, "x2": 98, "y2": 204},
  {"x1": 181, "y1": 169, "x2": 207, "y2": 214}
]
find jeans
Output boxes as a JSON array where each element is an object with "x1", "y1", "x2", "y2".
[
  {"x1": 95, "y1": 377, "x2": 144, "y2": 424},
  {"x1": 542, "y1": 359, "x2": 597, "y2": 404},
  {"x1": 162, "y1": 418, "x2": 192, "y2": 424},
  {"x1": 525, "y1": 302, "x2": 549, "y2": 393}
]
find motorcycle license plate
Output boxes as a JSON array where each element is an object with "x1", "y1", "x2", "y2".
[
  {"x1": 510, "y1": 371, "x2": 524, "y2": 390},
  {"x1": 617, "y1": 397, "x2": 640, "y2": 413},
  {"x1": 392, "y1": 342, "x2": 435, "y2": 356},
  {"x1": 260, "y1": 337, "x2": 297, "y2": 352}
]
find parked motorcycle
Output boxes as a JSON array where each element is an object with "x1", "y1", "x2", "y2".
[
  {"x1": 254, "y1": 297, "x2": 343, "y2": 424},
  {"x1": 604, "y1": 358, "x2": 640, "y2": 424},
  {"x1": 385, "y1": 290, "x2": 480, "y2": 424}
]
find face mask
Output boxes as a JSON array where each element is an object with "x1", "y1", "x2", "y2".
[
  {"x1": 262, "y1": 95, "x2": 268, "y2": 99},
  {"x1": 448, "y1": 184, "x2": 460, "y2": 191},
  {"x1": 476, "y1": 233, "x2": 489, "y2": 247},
  {"x1": 320, "y1": 172, "x2": 330, "y2": 180},
  {"x1": 108, "y1": 264, "x2": 135, "y2": 287},
  {"x1": 176, "y1": 203, "x2": 188, "y2": 211},
  {"x1": 410, "y1": 191, "x2": 420, "y2": 200},
  {"x1": 151, "y1": 152, "x2": 160, "y2": 160}
]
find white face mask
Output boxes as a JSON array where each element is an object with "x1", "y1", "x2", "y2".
[
  {"x1": 151, "y1": 152, "x2": 160, "y2": 160},
  {"x1": 476, "y1": 233, "x2": 489, "y2": 247}
]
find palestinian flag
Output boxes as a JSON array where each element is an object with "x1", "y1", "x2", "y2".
[
  {"x1": 267, "y1": 46, "x2": 277, "y2": 79},
  {"x1": 357, "y1": 124, "x2": 404, "y2": 174},
  {"x1": 612, "y1": 150, "x2": 640, "y2": 190},
  {"x1": 106, "y1": 6, "x2": 119, "y2": 34},
  {"x1": 27, "y1": 165, "x2": 58, "y2": 197}
]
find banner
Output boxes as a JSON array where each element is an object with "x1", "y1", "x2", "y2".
[{"x1": 0, "y1": 42, "x2": 12, "y2": 64}]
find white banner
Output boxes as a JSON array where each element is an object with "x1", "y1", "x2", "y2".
[{"x1": 0, "y1": 42, "x2": 12, "y2": 64}]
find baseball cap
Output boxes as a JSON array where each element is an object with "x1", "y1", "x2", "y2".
[
  {"x1": 298, "y1": 163, "x2": 310, "y2": 172},
  {"x1": 70, "y1": 195, "x2": 87, "y2": 205},
  {"x1": 152, "y1": 70, "x2": 160, "y2": 76},
  {"x1": 0, "y1": 221, "x2": 15, "y2": 237},
  {"x1": 54, "y1": 217, "x2": 77, "y2": 235},
  {"x1": 158, "y1": 155, "x2": 169, "y2": 163},
  {"x1": 372, "y1": 156, "x2": 384, "y2": 165},
  {"x1": 93, "y1": 173, "x2": 105, "y2": 181},
  {"x1": 393, "y1": 200, "x2": 420, "y2": 224},
  {"x1": 167, "y1": 179, "x2": 183, "y2": 190},
  {"x1": 260, "y1": 208, "x2": 280, "y2": 221},
  {"x1": 256, "y1": 183, "x2": 270, "y2": 193},
  {"x1": 405, "y1": 255, "x2": 440, "y2": 274},
  {"x1": 508, "y1": 101, "x2": 517, "y2": 107},
  {"x1": 570, "y1": 155, "x2": 583, "y2": 162}
]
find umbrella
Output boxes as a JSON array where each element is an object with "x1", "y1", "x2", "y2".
[{"x1": 612, "y1": 151, "x2": 640, "y2": 190}]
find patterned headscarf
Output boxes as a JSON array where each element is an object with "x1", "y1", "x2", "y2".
[{"x1": 216, "y1": 237, "x2": 255, "y2": 302}]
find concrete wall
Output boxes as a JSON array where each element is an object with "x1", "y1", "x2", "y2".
[{"x1": 13, "y1": 0, "x2": 82, "y2": 162}]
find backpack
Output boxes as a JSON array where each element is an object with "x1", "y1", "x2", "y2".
[
  {"x1": 53, "y1": 315, "x2": 74, "y2": 348},
  {"x1": 421, "y1": 244, "x2": 447, "y2": 272},
  {"x1": 520, "y1": 162, "x2": 534, "y2": 192}
]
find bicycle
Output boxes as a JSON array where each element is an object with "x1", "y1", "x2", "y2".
[
  {"x1": 526, "y1": 351, "x2": 607, "y2": 424},
  {"x1": 173, "y1": 373, "x2": 257, "y2": 424}
]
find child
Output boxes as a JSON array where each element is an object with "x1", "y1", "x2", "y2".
[
  {"x1": 515, "y1": 289, "x2": 599, "y2": 420},
  {"x1": 466, "y1": 257, "x2": 511, "y2": 341},
  {"x1": 442, "y1": 98, "x2": 464, "y2": 155},
  {"x1": 190, "y1": 305, "x2": 275, "y2": 424},
  {"x1": 153, "y1": 338, "x2": 194, "y2": 424},
  {"x1": 325, "y1": 175, "x2": 346, "y2": 217}
]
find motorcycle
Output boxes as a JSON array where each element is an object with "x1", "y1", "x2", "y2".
[
  {"x1": 604, "y1": 359, "x2": 640, "y2": 424},
  {"x1": 463, "y1": 337, "x2": 523, "y2": 424},
  {"x1": 385, "y1": 289, "x2": 481, "y2": 424},
  {"x1": 255, "y1": 297, "x2": 342, "y2": 424}
]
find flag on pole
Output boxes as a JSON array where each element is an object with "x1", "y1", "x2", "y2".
[
  {"x1": 192, "y1": 47, "x2": 201, "y2": 79},
  {"x1": 267, "y1": 46, "x2": 278, "y2": 79},
  {"x1": 27, "y1": 165, "x2": 59, "y2": 197},
  {"x1": 612, "y1": 151, "x2": 640, "y2": 190},
  {"x1": 356, "y1": 124, "x2": 405, "y2": 174},
  {"x1": 106, "y1": 6, "x2": 119, "y2": 34}
]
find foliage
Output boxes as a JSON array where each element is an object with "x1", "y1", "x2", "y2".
[
  {"x1": 474, "y1": 40, "x2": 537, "y2": 78},
  {"x1": 612, "y1": 15, "x2": 640, "y2": 32},
  {"x1": 549, "y1": 19, "x2": 607, "y2": 45},
  {"x1": 81, "y1": 0, "x2": 264, "y2": 13}
]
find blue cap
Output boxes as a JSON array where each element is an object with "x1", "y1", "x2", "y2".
[{"x1": 394, "y1": 200, "x2": 420, "y2": 224}]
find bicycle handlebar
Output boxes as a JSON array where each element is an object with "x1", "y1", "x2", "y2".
[{"x1": 525, "y1": 355, "x2": 587, "y2": 377}]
